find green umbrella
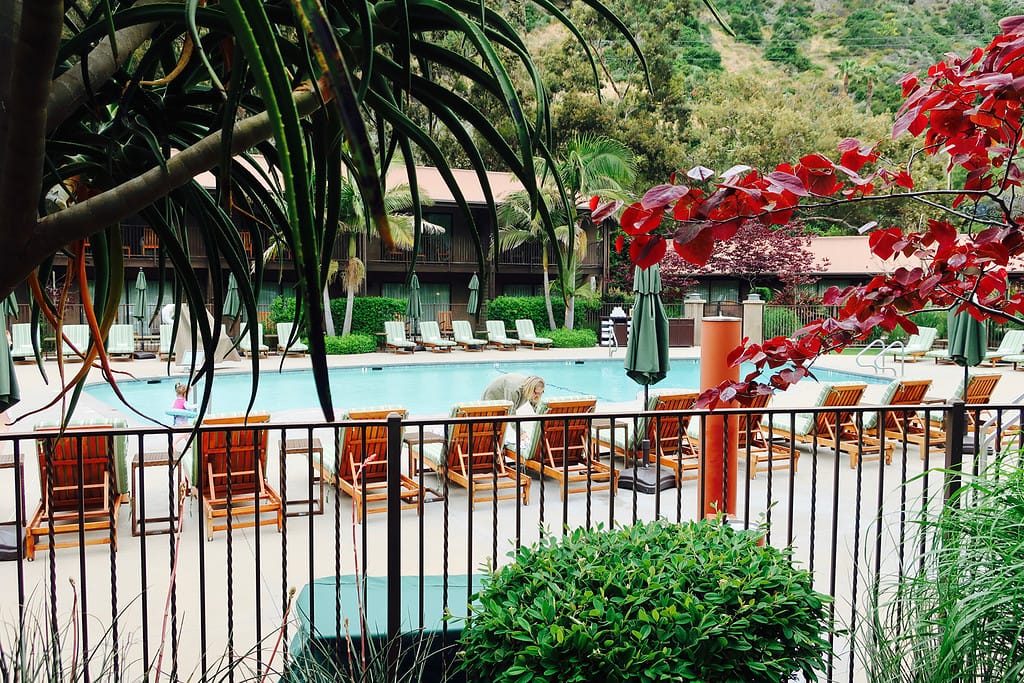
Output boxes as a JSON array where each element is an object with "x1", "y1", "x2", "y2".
[
  {"x1": 133, "y1": 269, "x2": 148, "y2": 328},
  {"x1": 2, "y1": 291, "x2": 17, "y2": 323},
  {"x1": 224, "y1": 274, "x2": 242, "y2": 320},
  {"x1": 406, "y1": 273, "x2": 422, "y2": 335},
  {"x1": 624, "y1": 264, "x2": 671, "y2": 395},
  {"x1": 947, "y1": 308, "x2": 988, "y2": 385},
  {"x1": 621, "y1": 263, "x2": 673, "y2": 493},
  {"x1": 0, "y1": 325, "x2": 19, "y2": 412},
  {"x1": 467, "y1": 273, "x2": 480, "y2": 316}
]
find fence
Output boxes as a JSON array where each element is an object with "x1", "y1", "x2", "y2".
[{"x1": 1, "y1": 400, "x2": 1021, "y2": 681}]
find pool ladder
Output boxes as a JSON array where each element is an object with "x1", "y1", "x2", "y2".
[{"x1": 856, "y1": 339, "x2": 905, "y2": 377}]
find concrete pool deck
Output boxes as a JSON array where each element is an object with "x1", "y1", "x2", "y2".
[{"x1": 1, "y1": 344, "x2": 1021, "y2": 680}]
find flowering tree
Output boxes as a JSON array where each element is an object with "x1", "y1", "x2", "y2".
[{"x1": 592, "y1": 15, "x2": 1024, "y2": 407}]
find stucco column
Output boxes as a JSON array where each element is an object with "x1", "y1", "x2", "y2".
[
  {"x1": 743, "y1": 293, "x2": 765, "y2": 345},
  {"x1": 684, "y1": 294, "x2": 706, "y2": 347}
]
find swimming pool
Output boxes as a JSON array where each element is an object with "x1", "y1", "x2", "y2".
[{"x1": 84, "y1": 359, "x2": 886, "y2": 421}]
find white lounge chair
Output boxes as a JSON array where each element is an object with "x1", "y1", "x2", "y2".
[
  {"x1": 881, "y1": 326, "x2": 937, "y2": 362},
  {"x1": 275, "y1": 322, "x2": 308, "y2": 356},
  {"x1": 238, "y1": 323, "x2": 270, "y2": 358},
  {"x1": 452, "y1": 320, "x2": 486, "y2": 351},
  {"x1": 486, "y1": 321, "x2": 519, "y2": 350},
  {"x1": 10, "y1": 323, "x2": 37, "y2": 360},
  {"x1": 106, "y1": 324, "x2": 135, "y2": 359},
  {"x1": 383, "y1": 320, "x2": 416, "y2": 354},
  {"x1": 514, "y1": 319, "x2": 553, "y2": 350},
  {"x1": 159, "y1": 323, "x2": 174, "y2": 361},
  {"x1": 984, "y1": 329, "x2": 1024, "y2": 365},
  {"x1": 419, "y1": 321, "x2": 456, "y2": 353},
  {"x1": 62, "y1": 324, "x2": 91, "y2": 361}
]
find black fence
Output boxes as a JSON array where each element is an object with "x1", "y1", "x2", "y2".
[{"x1": 1, "y1": 400, "x2": 1021, "y2": 681}]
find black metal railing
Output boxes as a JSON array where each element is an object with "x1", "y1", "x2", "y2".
[{"x1": 1, "y1": 400, "x2": 1021, "y2": 681}]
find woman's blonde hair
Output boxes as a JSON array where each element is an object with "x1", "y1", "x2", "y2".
[
  {"x1": 521, "y1": 376, "x2": 545, "y2": 405},
  {"x1": 174, "y1": 382, "x2": 188, "y2": 396}
]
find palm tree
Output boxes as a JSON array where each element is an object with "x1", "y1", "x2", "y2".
[
  {"x1": 0, "y1": 0, "x2": 648, "y2": 419},
  {"x1": 497, "y1": 135, "x2": 636, "y2": 330}
]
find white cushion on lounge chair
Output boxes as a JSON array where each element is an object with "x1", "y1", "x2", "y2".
[
  {"x1": 238, "y1": 323, "x2": 270, "y2": 355},
  {"x1": 767, "y1": 382, "x2": 838, "y2": 436},
  {"x1": 452, "y1": 320, "x2": 486, "y2": 348},
  {"x1": 418, "y1": 400, "x2": 513, "y2": 468},
  {"x1": 985, "y1": 329, "x2": 1024, "y2": 361},
  {"x1": 159, "y1": 324, "x2": 174, "y2": 359},
  {"x1": 384, "y1": 320, "x2": 416, "y2": 350},
  {"x1": 515, "y1": 319, "x2": 553, "y2": 346},
  {"x1": 276, "y1": 322, "x2": 308, "y2": 354},
  {"x1": 486, "y1": 321, "x2": 519, "y2": 347},
  {"x1": 10, "y1": 323, "x2": 37, "y2": 358},
  {"x1": 420, "y1": 321, "x2": 456, "y2": 349},
  {"x1": 881, "y1": 327, "x2": 937, "y2": 357},
  {"x1": 63, "y1": 324, "x2": 90, "y2": 354},
  {"x1": 106, "y1": 324, "x2": 135, "y2": 355}
]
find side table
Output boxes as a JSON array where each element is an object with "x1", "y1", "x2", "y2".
[
  {"x1": 279, "y1": 438, "x2": 324, "y2": 517},
  {"x1": 132, "y1": 451, "x2": 183, "y2": 536},
  {"x1": 591, "y1": 418, "x2": 631, "y2": 464}
]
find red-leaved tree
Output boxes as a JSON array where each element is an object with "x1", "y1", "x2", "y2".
[{"x1": 591, "y1": 15, "x2": 1024, "y2": 408}]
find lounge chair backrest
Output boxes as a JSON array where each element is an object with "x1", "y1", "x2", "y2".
[
  {"x1": 159, "y1": 324, "x2": 173, "y2": 353},
  {"x1": 106, "y1": 324, "x2": 135, "y2": 352},
  {"x1": 633, "y1": 389, "x2": 699, "y2": 453},
  {"x1": 437, "y1": 310, "x2": 454, "y2": 335},
  {"x1": 63, "y1": 324, "x2": 90, "y2": 352},
  {"x1": 384, "y1": 320, "x2": 408, "y2": 343},
  {"x1": 197, "y1": 413, "x2": 271, "y2": 493},
  {"x1": 10, "y1": 323, "x2": 37, "y2": 356},
  {"x1": 239, "y1": 323, "x2": 265, "y2": 351},
  {"x1": 452, "y1": 320, "x2": 476, "y2": 343},
  {"x1": 524, "y1": 396, "x2": 597, "y2": 463},
  {"x1": 996, "y1": 329, "x2": 1024, "y2": 354},
  {"x1": 812, "y1": 383, "x2": 867, "y2": 437},
  {"x1": 35, "y1": 418, "x2": 129, "y2": 498},
  {"x1": 420, "y1": 321, "x2": 443, "y2": 341},
  {"x1": 446, "y1": 400, "x2": 512, "y2": 473},
  {"x1": 486, "y1": 321, "x2": 508, "y2": 341},
  {"x1": 965, "y1": 373, "x2": 1000, "y2": 405},
  {"x1": 277, "y1": 321, "x2": 293, "y2": 348},
  {"x1": 905, "y1": 327, "x2": 937, "y2": 352},
  {"x1": 336, "y1": 407, "x2": 408, "y2": 485},
  {"x1": 515, "y1": 319, "x2": 537, "y2": 340},
  {"x1": 863, "y1": 379, "x2": 933, "y2": 430}
]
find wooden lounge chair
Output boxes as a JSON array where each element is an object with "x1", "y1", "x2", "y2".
[
  {"x1": 10, "y1": 323, "x2": 38, "y2": 361},
  {"x1": 452, "y1": 320, "x2": 486, "y2": 351},
  {"x1": 485, "y1": 321, "x2": 519, "y2": 350},
  {"x1": 195, "y1": 413, "x2": 282, "y2": 540},
  {"x1": 106, "y1": 324, "x2": 135, "y2": 359},
  {"x1": 408, "y1": 400, "x2": 530, "y2": 508},
  {"x1": 514, "y1": 319, "x2": 553, "y2": 350},
  {"x1": 881, "y1": 327, "x2": 937, "y2": 362},
  {"x1": 238, "y1": 323, "x2": 270, "y2": 358},
  {"x1": 419, "y1": 321, "x2": 457, "y2": 353},
  {"x1": 275, "y1": 322, "x2": 308, "y2": 356},
  {"x1": 436, "y1": 310, "x2": 454, "y2": 338},
  {"x1": 862, "y1": 378, "x2": 933, "y2": 442},
  {"x1": 508, "y1": 396, "x2": 616, "y2": 499},
  {"x1": 384, "y1": 320, "x2": 416, "y2": 354},
  {"x1": 594, "y1": 389, "x2": 701, "y2": 483},
  {"x1": 688, "y1": 392, "x2": 792, "y2": 479},
  {"x1": 905, "y1": 372, "x2": 1001, "y2": 460},
  {"x1": 769, "y1": 382, "x2": 892, "y2": 468},
  {"x1": 28, "y1": 421, "x2": 130, "y2": 561},
  {"x1": 331, "y1": 408, "x2": 422, "y2": 522}
]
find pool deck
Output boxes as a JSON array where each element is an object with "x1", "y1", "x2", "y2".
[{"x1": 1, "y1": 345, "x2": 1022, "y2": 679}]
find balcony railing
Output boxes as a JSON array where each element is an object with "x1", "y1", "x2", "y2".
[{"x1": 0, "y1": 400, "x2": 1019, "y2": 681}]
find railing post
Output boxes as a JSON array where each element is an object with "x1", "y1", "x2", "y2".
[
  {"x1": 944, "y1": 399, "x2": 966, "y2": 504},
  {"x1": 386, "y1": 412, "x2": 404, "y2": 663}
]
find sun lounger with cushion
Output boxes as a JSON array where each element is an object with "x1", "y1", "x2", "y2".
[
  {"x1": 485, "y1": 321, "x2": 519, "y2": 350},
  {"x1": 106, "y1": 324, "x2": 135, "y2": 359},
  {"x1": 419, "y1": 321, "x2": 456, "y2": 353},
  {"x1": 10, "y1": 323, "x2": 38, "y2": 360},
  {"x1": 275, "y1": 322, "x2": 308, "y2": 356},
  {"x1": 384, "y1": 320, "x2": 416, "y2": 354},
  {"x1": 906, "y1": 372, "x2": 1001, "y2": 460},
  {"x1": 514, "y1": 319, "x2": 553, "y2": 349},
  {"x1": 62, "y1": 324, "x2": 91, "y2": 360},
  {"x1": 238, "y1": 323, "x2": 270, "y2": 358},
  {"x1": 881, "y1": 326, "x2": 937, "y2": 362},
  {"x1": 452, "y1": 320, "x2": 486, "y2": 351},
  {"x1": 686, "y1": 392, "x2": 791, "y2": 479}
]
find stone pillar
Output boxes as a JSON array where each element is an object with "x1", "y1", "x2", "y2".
[
  {"x1": 743, "y1": 293, "x2": 766, "y2": 345},
  {"x1": 684, "y1": 294, "x2": 706, "y2": 346}
]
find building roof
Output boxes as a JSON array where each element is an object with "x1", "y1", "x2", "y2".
[{"x1": 809, "y1": 235, "x2": 1024, "y2": 277}]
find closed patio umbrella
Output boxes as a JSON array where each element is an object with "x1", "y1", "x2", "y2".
[
  {"x1": 467, "y1": 273, "x2": 479, "y2": 316},
  {"x1": 3, "y1": 291, "x2": 17, "y2": 324},
  {"x1": 406, "y1": 273, "x2": 422, "y2": 336},
  {"x1": 620, "y1": 263, "x2": 674, "y2": 494},
  {"x1": 948, "y1": 307, "x2": 987, "y2": 385},
  {"x1": 133, "y1": 269, "x2": 147, "y2": 330},
  {"x1": 0, "y1": 322, "x2": 19, "y2": 412},
  {"x1": 224, "y1": 274, "x2": 241, "y2": 321}
]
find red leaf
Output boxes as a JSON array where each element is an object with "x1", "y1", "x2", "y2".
[
  {"x1": 629, "y1": 234, "x2": 667, "y2": 268},
  {"x1": 589, "y1": 195, "x2": 599, "y2": 211},
  {"x1": 673, "y1": 225, "x2": 716, "y2": 266},
  {"x1": 765, "y1": 170, "x2": 810, "y2": 196},
  {"x1": 614, "y1": 233, "x2": 624, "y2": 253},
  {"x1": 620, "y1": 203, "x2": 664, "y2": 235},
  {"x1": 641, "y1": 184, "x2": 690, "y2": 209},
  {"x1": 686, "y1": 165, "x2": 715, "y2": 182},
  {"x1": 591, "y1": 199, "x2": 623, "y2": 223}
]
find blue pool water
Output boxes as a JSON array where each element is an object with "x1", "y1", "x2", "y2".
[{"x1": 85, "y1": 359, "x2": 886, "y2": 420}]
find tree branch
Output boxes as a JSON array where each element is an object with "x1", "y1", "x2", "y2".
[{"x1": 0, "y1": 0, "x2": 23, "y2": 175}]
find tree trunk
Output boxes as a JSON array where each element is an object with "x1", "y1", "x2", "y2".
[
  {"x1": 565, "y1": 294, "x2": 576, "y2": 330},
  {"x1": 542, "y1": 248, "x2": 556, "y2": 330},
  {"x1": 342, "y1": 286, "x2": 355, "y2": 337},
  {"x1": 323, "y1": 285, "x2": 335, "y2": 337}
]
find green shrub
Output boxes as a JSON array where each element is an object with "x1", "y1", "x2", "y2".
[
  {"x1": 546, "y1": 327, "x2": 597, "y2": 348},
  {"x1": 344, "y1": 297, "x2": 406, "y2": 335},
  {"x1": 269, "y1": 296, "x2": 297, "y2": 324},
  {"x1": 486, "y1": 295, "x2": 603, "y2": 331},
  {"x1": 324, "y1": 334, "x2": 376, "y2": 355},
  {"x1": 460, "y1": 518, "x2": 833, "y2": 683}
]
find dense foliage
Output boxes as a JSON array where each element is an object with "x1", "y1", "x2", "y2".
[
  {"x1": 460, "y1": 519, "x2": 832, "y2": 683},
  {"x1": 340, "y1": 297, "x2": 406, "y2": 336},
  {"x1": 486, "y1": 296, "x2": 602, "y2": 332},
  {"x1": 545, "y1": 328, "x2": 598, "y2": 348},
  {"x1": 324, "y1": 334, "x2": 377, "y2": 355}
]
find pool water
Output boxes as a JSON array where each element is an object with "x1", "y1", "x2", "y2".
[{"x1": 85, "y1": 359, "x2": 885, "y2": 421}]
